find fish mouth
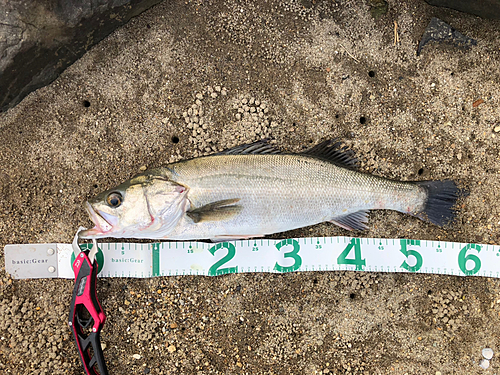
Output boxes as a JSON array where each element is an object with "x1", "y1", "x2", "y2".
[{"x1": 80, "y1": 201, "x2": 113, "y2": 238}]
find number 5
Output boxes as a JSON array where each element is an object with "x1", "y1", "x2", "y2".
[{"x1": 399, "y1": 239, "x2": 423, "y2": 272}]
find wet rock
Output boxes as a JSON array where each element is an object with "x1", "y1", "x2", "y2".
[
  {"x1": 417, "y1": 17, "x2": 477, "y2": 56},
  {"x1": 0, "y1": 0, "x2": 163, "y2": 112},
  {"x1": 425, "y1": 0, "x2": 500, "y2": 20}
]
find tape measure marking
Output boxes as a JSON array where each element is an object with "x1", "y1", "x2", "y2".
[{"x1": 4, "y1": 237, "x2": 500, "y2": 279}]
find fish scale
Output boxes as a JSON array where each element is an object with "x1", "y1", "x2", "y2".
[
  {"x1": 164, "y1": 153, "x2": 426, "y2": 240},
  {"x1": 80, "y1": 140, "x2": 460, "y2": 240}
]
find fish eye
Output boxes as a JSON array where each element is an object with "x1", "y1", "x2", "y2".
[{"x1": 106, "y1": 192, "x2": 123, "y2": 208}]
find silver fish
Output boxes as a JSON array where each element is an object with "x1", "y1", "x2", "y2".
[{"x1": 80, "y1": 140, "x2": 459, "y2": 240}]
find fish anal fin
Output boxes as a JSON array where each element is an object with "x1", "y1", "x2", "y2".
[
  {"x1": 330, "y1": 210, "x2": 370, "y2": 231},
  {"x1": 303, "y1": 139, "x2": 358, "y2": 168},
  {"x1": 187, "y1": 198, "x2": 242, "y2": 223}
]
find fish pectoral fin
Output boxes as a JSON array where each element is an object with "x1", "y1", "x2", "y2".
[
  {"x1": 330, "y1": 210, "x2": 370, "y2": 231},
  {"x1": 187, "y1": 198, "x2": 242, "y2": 223}
]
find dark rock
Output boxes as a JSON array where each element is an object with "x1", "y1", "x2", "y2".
[
  {"x1": 0, "y1": 0, "x2": 163, "y2": 112},
  {"x1": 425, "y1": 0, "x2": 500, "y2": 19},
  {"x1": 417, "y1": 17, "x2": 477, "y2": 56}
]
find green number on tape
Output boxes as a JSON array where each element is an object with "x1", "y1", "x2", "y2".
[
  {"x1": 337, "y1": 238, "x2": 365, "y2": 270},
  {"x1": 399, "y1": 239, "x2": 423, "y2": 272},
  {"x1": 208, "y1": 243, "x2": 238, "y2": 276},
  {"x1": 274, "y1": 239, "x2": 302, "y2": 272},
  {"x1": 458, "y1": 244, "x2": 482, "y2": 275}
]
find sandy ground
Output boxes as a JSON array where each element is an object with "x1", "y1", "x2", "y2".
[{"x1": 1, "y1": 0, "x2": 500, "y2": 374}]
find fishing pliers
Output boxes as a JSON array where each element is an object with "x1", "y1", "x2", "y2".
[{"x1": 69, "y1": 227, "x2": 109, "y2": 375}]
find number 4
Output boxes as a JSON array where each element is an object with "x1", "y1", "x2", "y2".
[{"x1": 337, "y1": 238, "x2": 365, "y2": 270}]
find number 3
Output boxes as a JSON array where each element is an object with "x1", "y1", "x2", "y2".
[{"x1": 274, "y1": 239, "x2": 302, "y2": 272}]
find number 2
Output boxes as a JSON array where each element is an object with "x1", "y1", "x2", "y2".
[{"x1": 208, "y1": 243, "x2": 238, "y2": 276}]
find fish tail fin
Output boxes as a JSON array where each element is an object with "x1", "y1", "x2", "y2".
[{"x1": 414, "y1": 180, "x2": 461, "y2": 226}]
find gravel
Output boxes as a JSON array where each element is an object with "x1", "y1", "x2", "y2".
[{"x1": 1, "y1": 0, "x2": 500, "y2": 374}]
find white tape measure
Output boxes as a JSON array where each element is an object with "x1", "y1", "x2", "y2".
[{"x1": 4, "y1": 237, "x2": 500, "y2": 279}]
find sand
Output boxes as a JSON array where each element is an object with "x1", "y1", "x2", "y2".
[{"x1": 1, "y1": 0, "x2": 500, "y2": 373}]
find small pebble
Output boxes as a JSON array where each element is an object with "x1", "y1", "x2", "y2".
[
  {"x1": 133, "y1": 354, "x2": 141, "y2": 360},
  {"x1": 221, "y1": 89, "x2": 227, "y2": 96},
  {"x1": 482, "y1": 348, "x2": 494, "y2": 359},
  {"x1": 479, "y1": 359, "x2": 490, "y2": 369},
  {"x1": 494, "y1": 125, "x2": 500, "y2": 133},
  {"x1": 211, "y1": 92, "x2": 218, "y2": 98},
  {"x1": 215, "y1": 85, "x2": 221, "y2": 92},
  {"x1": 196, "y1": 93, "x2": 203, "y2": 100},
  {"x1": 139, "y1": 166, "x2": 147, "y2": 171},
  {"x1": 167, "y1": 345, "x2": 176, "y2": 353}
]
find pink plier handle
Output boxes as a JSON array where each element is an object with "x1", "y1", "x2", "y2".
[{"x1": 68, "y1": 249, "x2": 108, "y2": 375}]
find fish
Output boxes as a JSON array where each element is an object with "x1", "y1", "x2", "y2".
[{"x1": 79, "y1": 140, "x2": 461, "y2": 241}]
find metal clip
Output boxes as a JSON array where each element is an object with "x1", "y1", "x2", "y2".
[{"x1": 69, "y1": 227, "x2": 108, "y2": 375}]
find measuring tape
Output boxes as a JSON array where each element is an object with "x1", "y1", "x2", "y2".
[{"x1": 4, "y1": 237, "x2": 500, "y2": 279}]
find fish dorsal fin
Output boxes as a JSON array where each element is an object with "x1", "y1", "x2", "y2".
[
  {"x1": 302, "y1": 140, "x2": 358, "y2": 168},
  {"x1": 187, "y1": 198, "x2": 242, "y2": 223},
  {"x1": 330, "y1": 210, "x2": 370, "y2": 231},
  {"x1": 217, "y1": 140, "x2": 281, "y2": 155}
]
